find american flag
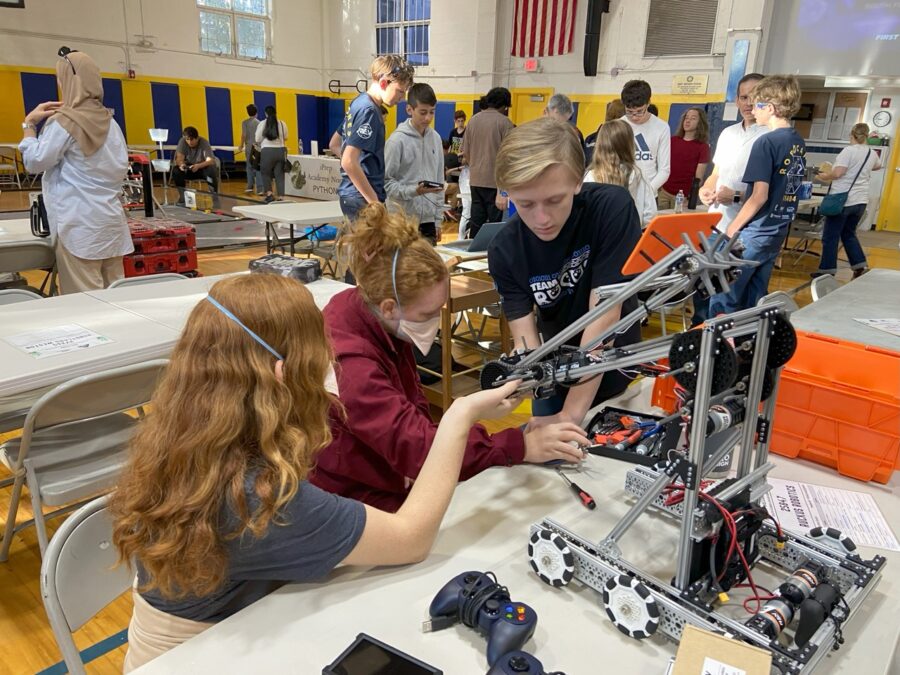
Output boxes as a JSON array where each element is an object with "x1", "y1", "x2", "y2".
[{"x1": 511, "y1": 0, "x2": 578, "y2": 58}]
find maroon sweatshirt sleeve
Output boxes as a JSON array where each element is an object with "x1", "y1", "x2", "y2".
[{"x1": 338, "y1": 353, "x2": 526, "y2": 482}]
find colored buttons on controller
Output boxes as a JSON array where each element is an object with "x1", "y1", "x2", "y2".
[
  {"x1": 505, "y1": 613, "x2": 513, "y2": 619},
  {"x1": 505, "y1": 604, "x2": 513, "y2": 612}
]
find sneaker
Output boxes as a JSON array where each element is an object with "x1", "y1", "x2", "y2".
[
  {"x1": 244, "y1": 188, "x2": 253, "y2": 193},
  {"x1": 852, "y1": 267, "x2": 868, "y2": 279},
  {"x1": 257, "y1": 192, "x2": 266, "y2": 196},
  {"x1": 810, "y1": 271, "x2": 832, "y2": 279},
  {"x1": 175, "y1": 200, "x2": 186, "y2": 207},
  {"x1": 264, "y1": 194, "x2": 275, "y2": 204}
]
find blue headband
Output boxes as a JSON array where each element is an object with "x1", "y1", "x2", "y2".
[
  {"x1": 391, "y1": 248, "x2": 403, "y2": 313},
  {"x1": 205, "y1": 295, "x2": 284, "y2": 361}
]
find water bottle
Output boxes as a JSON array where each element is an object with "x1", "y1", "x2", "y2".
[{"x1": 674, "y1": 190, "x2": 685, "y2": 213}]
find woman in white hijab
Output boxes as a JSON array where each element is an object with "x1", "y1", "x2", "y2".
[{"x1": 19, "y1": 47, "x2": 133, "y2": 293}]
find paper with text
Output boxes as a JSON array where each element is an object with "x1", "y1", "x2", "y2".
[{"x1": 4, "y1": 324, "x2": 113, "y2": 359}]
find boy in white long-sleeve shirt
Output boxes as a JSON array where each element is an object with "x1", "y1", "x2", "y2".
[
  {"x1": 620, "y1": 79, "x2": 670, "y2": 197},
  {"x1": 385, "y1": 83, "x2": 445, "y2": 244}
]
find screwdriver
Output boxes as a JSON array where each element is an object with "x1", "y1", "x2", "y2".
[{"x1": 556, "y1": 468, "x2": 596, "y2": 510}]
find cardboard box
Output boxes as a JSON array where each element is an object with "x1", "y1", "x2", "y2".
[{"x1": 672, "y1": 625, "x2": 771, "y2": 675}]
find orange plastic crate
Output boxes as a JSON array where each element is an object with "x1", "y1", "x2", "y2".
[{"x1": 771, "y1": 331, "x2": 900, "y2": 483}]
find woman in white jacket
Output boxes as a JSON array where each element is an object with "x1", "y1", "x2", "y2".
[
  {"x1": 384, "y1": 83, "x2": 445, "y2": 244},
  {"x1": 583, "y1": 119, "x2": 657, "y2": 228}
]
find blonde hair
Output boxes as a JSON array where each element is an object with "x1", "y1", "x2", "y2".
[
  {"x1": 850, "y1": 123, "x2": 870, "y2": 143},
  {"x1": 590, "y1": 119, "x2": 638, "y2": 188},
  {"x1": 605, "y1": 99, "x2": 625, "y2": 122},
  {"x1": 111, "y1": 274, "x2": 335, "y2": 600},
  {"x1": 752, "y1": 75, "x2": 802, "y2": 120},
  {"x1": 370, "y1": 55, "x2": 414, "y2": 86},
  {"x1": 676, "y1": 107, "x2": 709, "y2": 143},
  {"x1": 342, "y1": 202, "x2": 447, "y2": 308},
  {"x1": 495, "y1": 117, "x2": 584, "y2": 191}
]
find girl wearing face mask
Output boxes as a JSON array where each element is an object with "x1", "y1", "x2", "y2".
[
  {"x1": 310, "y1": 203, "x2": 588, "y2": 512},
  {"x1": 112, "y1": 274, "x2": 520, "y2": 670}
]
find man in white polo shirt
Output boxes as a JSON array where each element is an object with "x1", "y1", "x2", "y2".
[
  {"x1": 699, "y1": 73, "x2": 768, "y2": 231},
  {"x1": 693, "y1": 72, "x2": 767, "y2": 325}
]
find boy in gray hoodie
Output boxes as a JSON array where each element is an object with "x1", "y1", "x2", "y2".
[{"x1": 385, "y1": 83, "x2": 445, "y2": 244}]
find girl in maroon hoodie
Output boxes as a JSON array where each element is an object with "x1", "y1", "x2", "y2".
[{"x1": 310, "y1": 203, "x2": 587, "y2": 511}]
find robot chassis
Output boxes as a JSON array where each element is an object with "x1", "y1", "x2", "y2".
[{"x1": 482, "y1": 233, "x2": 886, "y2": 675}]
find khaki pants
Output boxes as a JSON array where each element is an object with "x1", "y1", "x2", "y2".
[
  {"x1": 123, "y1": 588, "x2": 213, "y2": 672},
  {"x1": 657, "y1": 189, "x2": 676, "y2": 210},
  {"x1": 55, "y1": 241, "x2": 125, "y2": 294}
]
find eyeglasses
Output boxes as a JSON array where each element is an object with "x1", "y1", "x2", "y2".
[
  {"x1": 624, "y1": 105, "x2": 648, "y2": 118},
  {"x1": 754, "y1": 101, "x2": 771, "y2": 110},
  {"x1": 57, "y1": 46, "x2": 78, "y2": 75}
]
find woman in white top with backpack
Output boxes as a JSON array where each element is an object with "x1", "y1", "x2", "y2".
[
  {"x1": 255, "y1": 105, "x2": 288, "y2": 203},
  {"x1": 583, "y1": 119, "x2": 656, "y2": 228},
  {"x1": 812, "y1": 122, "x2": 882, "y2": 278}
]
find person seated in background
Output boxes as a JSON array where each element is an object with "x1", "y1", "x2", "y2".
[
  {"x1": 583, "y1": 98, "x2": 625, "y2": 167},
  {"x1": 660, "y1": 107, "x2": 710, "y2": 209},
  {"x1": 111, "y1": 273, "x2": 522, "y2": 670},
  {"x1": 443, "y1": 138, "x2": 462, "y2": 216},
  {"x1": 488, "y1": 117, "x2": 642, "y2": 423},
  {"x1": 309, "y1": 203, "x2": 587, "y2": 512},
  {"x1": 385, "y1": 82, "x2": 445, "y2": 245},
  {"x1": 584, "y1": 119, "x2": 657, "y2": 228},
  {"x1": 172, "y1": 126, "x2": 218, "y2": 205},
  {"x1": 544, "y1": 93, "x2": 584, "y2": 145}
]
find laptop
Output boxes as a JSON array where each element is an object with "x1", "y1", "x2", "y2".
[{"x1": 443, "y1": 221, "x2": 507, "y2": 253}]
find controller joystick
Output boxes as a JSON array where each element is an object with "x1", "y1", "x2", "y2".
[
  {"x1": 486, "y1": 651, "x2": 564, "y2": 675},
  {"x1": 426, "y1": 571, "x2": 538, "y2": 666}
]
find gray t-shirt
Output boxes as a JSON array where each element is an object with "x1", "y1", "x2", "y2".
[
  {"x1": 175, "y1": 137, "x2": 215, "y2": 166},
  {"x1": 241, "y1": 117, "x2": 260, "y2": 154},
  {"x1": 139, "y1": 479, "x2": 366, "y2": 621}
]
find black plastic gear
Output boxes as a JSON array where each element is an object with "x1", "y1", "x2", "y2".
[
  {"x1": 668, "y1": 330, "x2": 738, "y2": 394},
  {"x1": 765, "y1": 313, "x2": 798, "y2": 369}
]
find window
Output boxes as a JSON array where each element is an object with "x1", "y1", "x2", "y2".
[
  {"x1": 198, "y1": 0, "x2": 270, "y2": 60},
  {"x1": 644, "y1": 0, "x2": 718, "y2": 57},
  {"x1": 376, "y1": 0, "x2": 430, "y2": 66}
]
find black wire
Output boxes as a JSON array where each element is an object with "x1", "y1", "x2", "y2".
[{"x1": 459, "y1": 572, "x2": 509, "y2": 628}]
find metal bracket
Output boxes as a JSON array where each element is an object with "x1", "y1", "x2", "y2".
[{"x1": 665, "y1": 457, "x2": 698, "y2": 490}]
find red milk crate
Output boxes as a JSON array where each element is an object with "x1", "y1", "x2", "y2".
[
  {"x1": 128, "y1": 218, "x2": 197, "y2": 255},
  {"x1": 123, "y1": 249, "x2": 199, "y2": 277}
]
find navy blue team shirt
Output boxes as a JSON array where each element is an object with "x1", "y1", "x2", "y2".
[
  {"x1": 338, "y1": 93, "x2": 386, "y2": 201},
  {"x1": 741, "y1": 127, "x2": 806, "y2": 239}
]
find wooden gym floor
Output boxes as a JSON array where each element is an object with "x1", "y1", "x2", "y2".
[{"x1": 0, "y1": 180, "x2": 898, "y2": 675}]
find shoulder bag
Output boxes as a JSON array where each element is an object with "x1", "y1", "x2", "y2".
[
  {"x1": 819, "y1": 149, "x2": 870, "y2": 216},
  {"x1": 30, "y1": 193, "x2": 50, "y2": 237}
]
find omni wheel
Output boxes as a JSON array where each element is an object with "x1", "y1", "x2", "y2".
[
  {"x1": 528, "y1": 530, "x2": 575, "y2": 587},
  {"x1": 601, "y1": 575, "x2": 660, "y2": 640}
]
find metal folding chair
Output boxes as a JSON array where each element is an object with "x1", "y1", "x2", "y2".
[
  {"x1": 0, "y1": 288, "x2": 43, "y2": 305},
  {"x1": 41, "y1": 494, "x2": 133, "y2": 675},
  {"x1": 0, "y1": 360, "x2": 168, "y2": 561},
  {"x1": 108, "y1": 273, "x2": 187, "y2": 289},
  {"x1": 0, "y1": 240, "x2": 58, "y2": 296}
]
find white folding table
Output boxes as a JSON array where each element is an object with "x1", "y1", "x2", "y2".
[
  {"x1": 132, "y1": 379, "x2": 900, "y2": 675},
  {"x1": 233, "y1": 201, "x2": 345, "y2": 256}
]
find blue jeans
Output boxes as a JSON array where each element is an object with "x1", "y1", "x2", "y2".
[
  {"x1": 339, "y1": 193, "x2": 369, "y2": 225},
  {"x1": 816, "y1": 202, "x2": 867, "y2": 274},
  {"x1": 245, "y1": 159, "x2": 262, "y2": 192},
  {"x1": 709, "y1": 231, "x2": 785, "y2": 316}
]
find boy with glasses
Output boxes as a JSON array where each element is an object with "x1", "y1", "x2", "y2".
[
  {"x1": 709, "y1": 75, "x2": 806, "y2": 315},
  {"x1": 338, "y1": 55, "x2": 414, "y2": 225},
  {"x1": 619, "y1": 80, "x2": 670, "y2": 198}
]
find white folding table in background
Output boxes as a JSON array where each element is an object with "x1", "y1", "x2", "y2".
[{"x1": 233, "y1": 201, "x2": 345, "y2": 256}]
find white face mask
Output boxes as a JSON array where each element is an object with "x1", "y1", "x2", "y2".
[
  {"x1": 324, "y1": 364, "x2": 339, "y2": 396},
  {"x1": 398, "y1": 316, "x2": 440, "y2": 356},
  {"x1": 390, "y1": 248, "x2": 441, "y2": 356}
]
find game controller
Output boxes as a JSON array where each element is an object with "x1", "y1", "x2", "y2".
[
  {"x1": 486, "y1": 650, "x2": 563, "y2": 674},
  {"x1": 427, "y1": 571, "x2": 538, "y2": 666}
]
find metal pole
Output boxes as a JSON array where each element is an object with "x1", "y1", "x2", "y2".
[
  {"x1": 602, "y1": 470, "x2": 675, "y2": 546},
  {"x1": 736, "y1": 313, "x2": 771, "y2": 479},
  {"x1": 715, "y1": 462, "x2": 775, "y2": 502},
  {"x1": 674, "y1": 323, "x2": 719, "y2": 589}
]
